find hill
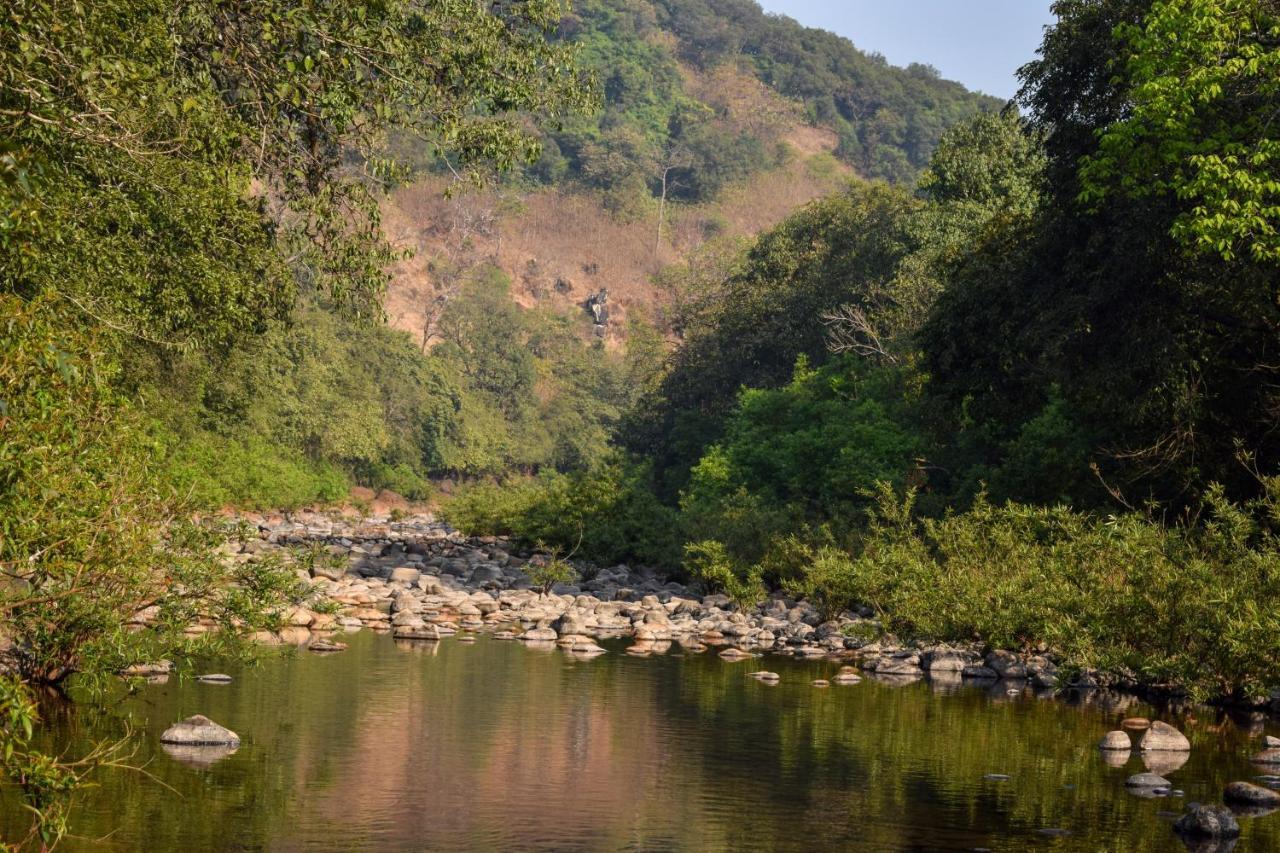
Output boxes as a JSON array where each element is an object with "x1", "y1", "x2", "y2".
[{"x1": 382, "y1": 0, "x2": 1002, "y2": 347}]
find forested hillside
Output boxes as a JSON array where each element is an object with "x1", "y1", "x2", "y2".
[
  {"x1": 446, "y1": 0, "x2": 1280, "y2": 703},
  {"x1": 381, "y1": 0, "x2": 1000, "y2": 356}
]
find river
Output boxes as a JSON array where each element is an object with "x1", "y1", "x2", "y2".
[{"x1": 6, "y1": 630, "x2": 1279, "y2": 850}]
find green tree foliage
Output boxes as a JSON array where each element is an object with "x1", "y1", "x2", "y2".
[
  {"x1": 0, "y1": 4, "x2": 594, "y2": 843},
  {"x1": 523, "y1": 0, "x2": 1001, "y2": 213},
  {"x1": 651, "y1": 0, "x2": 1003, "y2": 181},
  {"x1": 682, "y1": 540, "x2": 764, "y2": 612},
  {"x1": 1080, "y1": 0, "x2": 1280, "y2": 263},
  {"x1": 680, "y1": 356, "x2": 923, "y2": 553},
  {"x1": 0, "y1": 296, "x2": 295, "y2": 687},
  {"x1": 925, "y1": 0, "x2": 1280, "y2": 504},
  {"x1": 629, "y1": 183, "x2": 920, "y2": 488},
  {"x1": 442, "y1": 457, "x2": 684, "y2": 568},
  {"x1": 830, "y1": 483, "x2": 1280, "y2": 703}
]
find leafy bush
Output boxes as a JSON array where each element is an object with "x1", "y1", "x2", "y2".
[
  {"x1": 683, "y1": 540, "x2": 764, "y2": 613},
  {"x1": 0, "y1": 297, "x2": 296, "y2": 686},
  {"x1": 158, "y1": 430, "x2": 349, "y2": 510},
  {"x1": 829, "y1": 482, "x2": 1280, "y2": 702},
  {"x1": 528, "y1": 552, "x2": 581, "y2": 595},
  {"x1": 442, "y1": 457, "x2": 683, "y2": 568}
]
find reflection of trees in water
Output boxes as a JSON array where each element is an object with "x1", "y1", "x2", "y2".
[
  {"x1": 653, "y1": 654, "x2": 1280, "y2": 852},
  {"x1": 12, "y1": 636, "x2": 1280, "y2": 851}
]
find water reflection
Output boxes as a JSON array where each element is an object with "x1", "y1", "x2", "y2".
[{"x1": 4, "y1": 631, "x2": 1279, "y2": 852}]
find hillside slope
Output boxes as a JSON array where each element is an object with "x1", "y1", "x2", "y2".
[{"x1": 382, "y1": 0, "x2": 1001, "y2": 347}]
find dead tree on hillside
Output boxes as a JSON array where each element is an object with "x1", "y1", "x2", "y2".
[
  {"x1": 654, "y1": 144, "x2": 694, "y2": 256},
  {"x1": 821, "y1": 305, "x2": 897, "y2": 364}
]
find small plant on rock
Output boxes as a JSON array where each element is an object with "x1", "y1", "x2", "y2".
[{"x1": 528, "y1": 549, "x2": 579, "y2": 596}]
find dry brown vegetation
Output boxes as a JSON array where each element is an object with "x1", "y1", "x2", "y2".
[{"x1": 380, "y1": 62, "x2": 853, "y2": 350}]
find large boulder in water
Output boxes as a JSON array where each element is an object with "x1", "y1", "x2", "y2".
[
  {"x1": 1099, "y1": 731, "x2": 1132, "y2": 751},
  {"x1": 1173, "y1": 804, "x2": 1240, "y2": 839},
  {"x1": 1140, "y1": 720, "x2": 1191, "y2": 752},
  {"x1": 160, "y1": 715, "x2": 240, "y2": 746},
  {"x1": 1223, "y1": 781, "x2": 1280, "y2": 808}
]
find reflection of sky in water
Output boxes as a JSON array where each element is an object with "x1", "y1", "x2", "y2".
[{"x1": 11, "y1": 631, "x2": 1280, "y2": 851}]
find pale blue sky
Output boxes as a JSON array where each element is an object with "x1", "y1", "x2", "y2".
[{"x1": 756, "y1": 1, "x2": 1056, "y2": 100}]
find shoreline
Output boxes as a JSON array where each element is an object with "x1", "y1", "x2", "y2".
[{"x1": 199, "y1": 511, "x2": 1280, "y2": 718}]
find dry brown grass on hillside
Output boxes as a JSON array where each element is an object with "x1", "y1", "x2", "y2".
[{"x1": 380, "y1": 61, "x2": 853, "y2": 350}]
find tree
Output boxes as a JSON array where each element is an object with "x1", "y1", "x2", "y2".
[{"x1": 1079, "y1": 0, "x2": 1280, "y2": 264}]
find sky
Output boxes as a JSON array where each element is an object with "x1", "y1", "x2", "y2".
[{"x1": 755, "y1": 1, "x2": 1057, "y2": 100}]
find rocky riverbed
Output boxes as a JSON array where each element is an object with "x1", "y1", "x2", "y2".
[
  {"x1": 178, "y1": 511, "x2": 1280, "y2": 718},
  {"x1": 195, "y1": 512, "x2": 1024, "y2": 675},
  {"x1": 112, "y1": 509, "x2": 1280, "y2": 848}
]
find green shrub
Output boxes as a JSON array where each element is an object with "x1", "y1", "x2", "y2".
[
  {"x1": 683, "y1": 540, "x2": 764, "y2": 613},
  {"x1": 442, "y1": 457, "x2": 684, "y2": 568},
  {"x1": 835, "y1": 482, "x2": 1280, "y2": 702},
  {"x1": 157, "y1": 430, "x2": 349, "y2": 510}
]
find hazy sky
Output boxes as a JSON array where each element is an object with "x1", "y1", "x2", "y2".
[{"x1": 755, "y1": 1, "x2": 1056, "y2": 100}]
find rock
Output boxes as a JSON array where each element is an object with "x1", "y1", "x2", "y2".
[
  {"x1": 718, "y1": 647, "x2": 753, "y2": 661},
  {"x1": 922, "y1": 648, "x2": 975, "y2": 672},
  {"x1": 121, "y1": 660, "x2": 173, "y2": 677},
  {"x1": 811, "y1": 679, "x2": 830, "y2": 688},
  {"x1": 308, "y1": 639, "x2": 347, "y2": 652},
  {"x1": 1141, "y1": 720, "x2": 1191, "y2": 752},
  {"x1": 196, "y1": 673, "x2": 232, "y2": 684},
  {"x1": 283, "y1": 606, "x2": 314, "y2": 627},
  {"x1": 1173, "y1": 805, "x2": 1240, "y2": 839},
  {"x1": 160, "y1": 715, "x2": 240, "y2": 746},
  {"x1": 518, "y1": 626, "x2": 557, "y2": 642},
  {"x1": 1251, "y1": 748, "x2": 1280, "y2": 765},
  {"x1": 985, "y1": 650, "x2": 1028, "y2": 679},
  {"x1": 388, "y1": 567, "x2": 423, "y2": 585},
  {"x1": 961, "y1": 664, "x2": 998, "y2": 680},
  {"x1": 311, "y1": 562, "x2": 346, "y2": 581},
  {"x1": 1265, "y1": 736, "x2": 1280, "y2": 749},
  {"x1": 1223, "y1": 781, "x2": 1280, "y2": 807},
  {"x1": 832, "y1": 671, "x2": 862, "y2": 685},
  {"x1": 748, "y1": 671, "x2": 780, "y2": 682},
  {"x1": 1122, "y1": 718, "x2": 1151, "y2": 731},
  {"x1": 876, "y1": 650, "x2": 922, "y2": 675},
  {"x1": 469, "y1": 564, "x2": 504, "y2": 585},
  {"x1": 1125, "y1": 772, "x2": 1172, "y2": 789},
  {"x1": 1100, "y1": 731, "x2": 1132, "y2": 750},
  {"x1": 391, "y1": 610, "x2": 424, "y2": 627},
  {"x1": 393, "y1": 624, "x2": 443, "y2": 640}
]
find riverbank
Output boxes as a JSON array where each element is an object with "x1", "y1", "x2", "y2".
[{"x1": 189, "y1": 511, "x2": 1280, "y2": 717}]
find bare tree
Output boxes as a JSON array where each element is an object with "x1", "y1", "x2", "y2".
[
  {"x1": 820, "y1": 304, "x2": 897, "y2": 363},
  {"x1": 654, "y1": 144, "x2": 694, "y2": 256}
]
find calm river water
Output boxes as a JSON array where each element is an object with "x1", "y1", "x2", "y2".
[{"x1": 8, "y1": 631, "x2": 1280, "y2": 851}]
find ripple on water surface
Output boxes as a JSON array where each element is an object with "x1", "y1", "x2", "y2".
[{"x1": 7, "y1": 631, "x2": 1280, "y2": 852}]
